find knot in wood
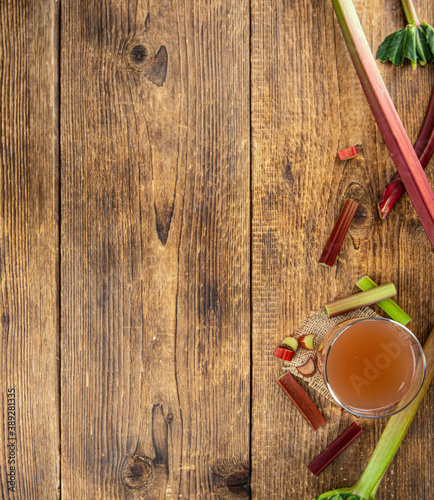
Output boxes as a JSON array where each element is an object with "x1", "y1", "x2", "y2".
[
  {"x1": 352, "y1": 203, "x2": 370, "y2": 227},
  {"x1": 127, "y1": 41, "x2": 154, "y2": 72},
  {"x1": 343, "y1": 184, "x2": 375, "y2": 249},
  {"x1": 211, "y1": 459, "x2": 250, "y2": 498},
  {"x1": 1, "y1": 313, "x2": 9, "y2": 328},
  {"x1": 123, "y1": 455, "x2": 154, "y2": 490},
  {"x1": 226, "y1": 470, "x2": 251, "y2": 497}
]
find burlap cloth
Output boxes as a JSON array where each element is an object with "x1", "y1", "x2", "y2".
[{"x1": 283, "y1": 306, "x2": 379, "y2": 401}]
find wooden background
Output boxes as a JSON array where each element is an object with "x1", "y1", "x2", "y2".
[{"x1": 1, "y1": 0, "x2": 433, "y2": 498}]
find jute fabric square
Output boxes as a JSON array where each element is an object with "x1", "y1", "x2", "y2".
[{"x1": 283, "y1": 306, "x2": 379, "y2": 401}]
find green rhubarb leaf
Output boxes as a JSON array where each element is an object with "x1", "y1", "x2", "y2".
[
  {"x1": 376, "y1": 28, "x2": 407, "y2": 65},
  {"x1": 313, "y1": 494, "x2": 363, "y2": 500},
  {"x1": 423, "y1": 22, "x2": 434, "y2": 54},
  {"x1": 377, "y1": 23, "x2": 434, "y2": 69}
]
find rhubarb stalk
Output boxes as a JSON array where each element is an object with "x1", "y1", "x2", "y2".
[
  {"x1": 277, "y1": 372, "x2": 327, "y2": 431},
  {"x1": 378, "y1": 0, "x2": 434, "y2": 217},
  {"x1": 313, "y1": 326, "x2": 434, "y2": 499},
  {"x1": 319, "y1": 199, "x2": 359, "y2": 267},
  {"x1": 331, "y1": 0, "x2": 434, "y2": 246},
  {"x1": 308, "y1": 422, "x2": 364, "y2": 476},
  {"x1": 355, "y1": 276, "x2": 411, "y2": 325},
  {"x1": 379, "y1": 118, "x2": 434, "y2": 218},
  {"x1": 324, "y1": 283, "x2": 397, "y2": 318}
]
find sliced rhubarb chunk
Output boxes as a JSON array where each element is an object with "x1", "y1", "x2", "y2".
[
  {"x1": 338, "y1": 146, "x2": 358, "y2": 160},
  {"x1": 319, "y1": 199, "x2": 359, "y2": 267},
  {"x1": 281, "y1": 336, "x2": 298, "y2": 352},
  {"x1": 277, "y1": 372, "x2": 326, "y2": 431},
  {"x1": 274, "y1": 346, "x2": 295, "y2": 362},
  {"x1": 296, "y1": 357, "x2": 317, "y2": 378},
  {"x1": 298, "y1": 334, "x2": 316, "y2": 350},
  {"x1": 307, "y1": 422, "x2": 363, "y2": 476}
]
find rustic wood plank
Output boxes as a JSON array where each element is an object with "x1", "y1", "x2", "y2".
[
  {"x1": 60, "y1": 0, "x2": 250, "y2": 498},
  {"x1": 251, "y1": 0, "x2": 434, "y2": 498},
  {"x1": 0, "y1": 0, "x2": 60, "y2": 498}
]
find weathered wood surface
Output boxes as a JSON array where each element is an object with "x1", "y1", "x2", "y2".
[
  {"x1": 1, "y1": 0, "x2": 434, "y2": 498},
  {"x1": 60, "y1": 0, "x2": 250, "y2": 499},
  {"x1": 0, "y1": 0, "x2": 60, "y2": 498},
  {"x1": 251, "y1": 0, "x2": 434, "y2": 498}
]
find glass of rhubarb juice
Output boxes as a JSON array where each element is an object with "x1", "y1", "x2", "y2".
[{"x1": 318, "y1": 318, "x2": 426, "y2": 418}]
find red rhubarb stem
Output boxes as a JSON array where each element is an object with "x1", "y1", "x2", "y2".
[
  {"x1": 307, "y1": 422, "x2": 363, "y2": 476},
  {"x1": 414, "y1": 88, "x2": 434, "y2": 157},
  {"x1": 277, "y1": 372, "x2": 327, "y2": 431},
  {"x1": 379, "y1": 88, "x2": 434, "y2": 218},
  {"x1": 319, "y1": 199, "x2": 359, "y2": 267}
]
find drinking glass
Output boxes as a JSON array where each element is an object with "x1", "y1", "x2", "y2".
[{"x1": 317, "y1": 317, "x2": 426, "y2": 418}]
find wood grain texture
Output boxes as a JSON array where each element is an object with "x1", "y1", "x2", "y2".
[
  {"x1": 60, "y1": 0, "x2": 250, "y2": 498},
  {"x1": 1, "y1": 0, "x2": 434, "y2": 498},
  {"x1": 251, "y1": 0, "x2": 434, "y2": 498},
  {"x1": 0, "y1": 0, "x2": 60, "y2": 498}
]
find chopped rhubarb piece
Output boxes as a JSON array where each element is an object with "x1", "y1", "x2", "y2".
[
  {"x1": 277, "y1": 372, "x2": 326, "y2": 431},
  {"x1": 298, "y1": 334, "x2": 316, "y2": 350},
  {"x1": 324, "y1": 283, "x2": 397, "y2": 318},
  {"x1": 307, "y1": 422, "x2": 363, "y2": 476},
  {"x1": 281, "y1": 336, "x2": 298, "y2": 352},
  {"x1": 274, "y1": 336, "x2": 298, "y2": 361},
  {"x1": 355, "y1": 276, "x2": 411, "y2": 326},
  {"x1": 296, "y1": 357, "x2": 317, "y2": 378},
  {"x1": 338, "y1": 146, "x2": 358, "y2": 160},
  {"x1": 318, "y1": 199, "x2": 359, "y2": 267},
  {"x1": 274, "y1": 346, "x2": 295, "y2": 362}
]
